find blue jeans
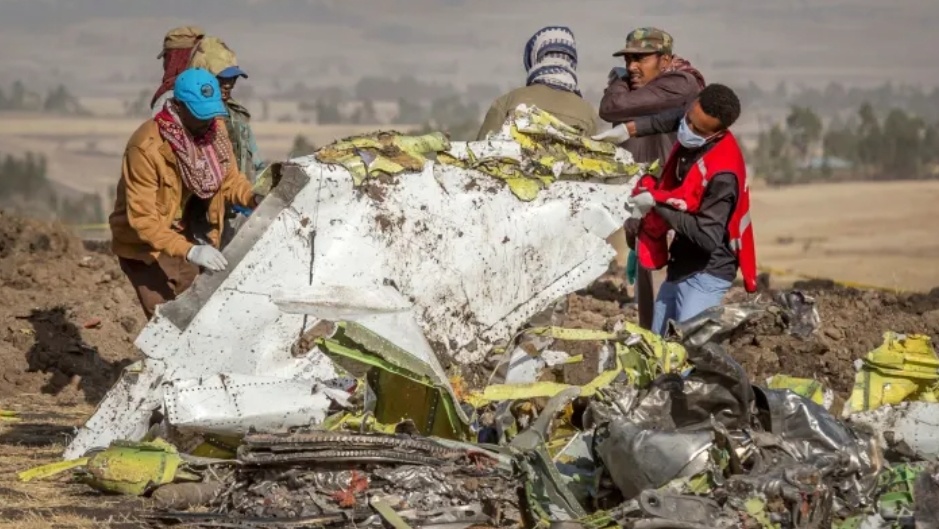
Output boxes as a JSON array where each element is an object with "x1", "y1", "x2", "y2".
[{"x1": 652, "y1": 273, "x2": 732, "y2": 336}]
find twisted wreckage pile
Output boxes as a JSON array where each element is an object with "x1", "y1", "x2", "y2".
[{"x1": 19, "y1": 107, "x2": 939, "y2": 528}]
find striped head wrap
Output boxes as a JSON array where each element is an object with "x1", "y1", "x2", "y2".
[{"x1": 523, "y1": 26, "x2": 581, "y2": 96}]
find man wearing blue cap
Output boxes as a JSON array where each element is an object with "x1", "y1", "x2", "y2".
[{"x1": 109, "y1": 67, "x2": 261, "y2": 319}]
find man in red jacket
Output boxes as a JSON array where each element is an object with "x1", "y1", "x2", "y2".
[{"x1": 631, "y1": 84, "x2": 757, "y2": 336}]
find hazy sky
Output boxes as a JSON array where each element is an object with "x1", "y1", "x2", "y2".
[{"x1": 0, "y1": 0, "x2": 937, "y2": 96}]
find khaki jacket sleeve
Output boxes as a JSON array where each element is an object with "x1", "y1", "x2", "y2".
[
  {"x1": 476, "y1": 97, "x2": 509, "y2": 141},
  {"x1": 223, "y1": 162, "x2": 257, "y2": 208},
  {"x1": 123, "y1": 146, "x2": 193, "y2": 258}
]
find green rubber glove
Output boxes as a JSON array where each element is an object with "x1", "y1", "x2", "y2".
[{"x1": 626, "y1": 249, "x2": 638, "y2": 286}]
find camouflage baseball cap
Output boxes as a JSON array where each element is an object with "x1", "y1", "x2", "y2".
[
  {"x1": 189, "y1": 36, "x2": 248, "y2": 78},
  {"x1": 612, "y1": 27, "x2": 673, "y2": 57},
  {"x1": 157, "y1": 25, "x2": 206, "y2": 58}
]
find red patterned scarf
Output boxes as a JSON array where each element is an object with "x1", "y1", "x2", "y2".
[
  {"x1": 664, "y1": 55, "x2": 707, "y2": 89},
  {"x1": 154, "y1": 101, "x2": 230, "y2": 199},
  {"x1": 151, "y1": 48, "x2": 196, "y2": 108}
]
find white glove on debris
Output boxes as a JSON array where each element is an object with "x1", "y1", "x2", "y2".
[
  {"x1": 187, "y1": 245, "x2": 228, "y2": 272},
  {"x1": 625, "y1": 191, "x2": 655, "y2": 219},
  {"x1": 592, "y1": 124, "x2": 631, "y2": 144}
]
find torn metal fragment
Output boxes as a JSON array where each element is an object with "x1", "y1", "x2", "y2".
[{"x1": 594, "y1": 417, "x2": 714, "y2": 501}]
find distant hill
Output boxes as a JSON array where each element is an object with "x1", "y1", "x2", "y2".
[{"x1": 0, "y1": 0, "x2": 936, "y2": 96}]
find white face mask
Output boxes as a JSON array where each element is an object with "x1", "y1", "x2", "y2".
[{"x1": 677, "y1": 117, "x2": 708, "y2": 149}]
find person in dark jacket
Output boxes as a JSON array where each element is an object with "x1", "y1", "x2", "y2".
[
  {"x1": 592, "y1": 27, "x2": 705, "y2": 330},
  {"x1": 593, "y1": 28, "x2": 704, "y2": 164}
]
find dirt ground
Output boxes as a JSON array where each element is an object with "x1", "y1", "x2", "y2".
[
  {"x1": 0, "y1": 212, "x2": 147, "y2": 527},
  {"x1": 1, "y1": 208, "x2": 939, "y2": 527},
  {"x1": 575, "y1": 269, "x2": 939, "y2": 397},
  {"x1": 0, "y1": 211, "x2": 143, "y2": 405}
]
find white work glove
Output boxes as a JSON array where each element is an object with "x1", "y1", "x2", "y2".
[
  {"x1": 187, "y1": 245, "x2": 228, "y2": 272},
  {"x1": 592, "y1": 124, "x2": 631, "y2": 144},
  {"x1": 625, "y1": 191, "x2": 655, "y2": 219}
]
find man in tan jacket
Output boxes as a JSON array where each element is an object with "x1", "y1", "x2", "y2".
[
  {"x1": 476, "y1": 26, "x2": 596, "y2": 139},
  {"x1": 111, "y1": 68, "x2": 259, "y2": 319}
]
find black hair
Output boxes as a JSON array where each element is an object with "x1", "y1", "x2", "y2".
[{"x1": 698, "y1": 83, "x2": 741, "y2": 129}]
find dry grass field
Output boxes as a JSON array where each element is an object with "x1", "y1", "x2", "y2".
[
  {"x1": 751, "y1": 180, "x2": 939, "y2": 293},
  {"x1": 0, "y1": 397, "x2": 146, "y2": 529},
  {"x1": 0, "y1": 112, "x2": 417, "y2": 196}
]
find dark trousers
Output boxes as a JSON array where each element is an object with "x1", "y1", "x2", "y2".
[{"x1": 118, "y1": 255, "x2": 199, "y2": 320}]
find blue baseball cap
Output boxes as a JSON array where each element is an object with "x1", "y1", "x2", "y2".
[
  {"x1": 173, "y1": 68, "x2": 228, "y2": 121},
  {"x1": 218, "y1": 65, "x2": 248, "y2": 79}
]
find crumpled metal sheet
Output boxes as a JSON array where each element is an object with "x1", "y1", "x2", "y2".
[
  {"x1": 848, "y1": 402, "x2": 939, "y2": 461},
  {"x1": 670, "y1": 303, "x2": 765, "y2": 348},
  {"x1": 754, "y1": 387, "x2": 882, "y2": 508},
  {"x1": 676, "y1": 342, "x2": 754, "y2": 431},
  {"x1": 774, "y1": 290, "x2": 821, "y2": 339},
  {"x1": 637, "y1": 490, "x2": 723, "y2": 525},
  {"x1": 724, "y1": 463, "x2": 834, "y2": 527},
  {"x1": 65, "y1": 129, "x2": 639, "y2": 459},
  {"x1": 594, "y1": 416, "x2": 714, "y2": 501}
]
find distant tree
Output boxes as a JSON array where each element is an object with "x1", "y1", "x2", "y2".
[
  {"x1": 879, "y1": 108, "x2": 927, "y2": 177},
  {"x1": 394, "y1": 97, "x2": 426, "y2": 124},
  {"x1": 785, "y1": 106, "x2": 823, "y2": 162},
  {"x1": 10, "y1": 80, "x2": 25, "y2": 109},
  {"x1": 314, "y1": 98, "x2": 342, "y2": 125},
  {"x1": 124, "y1": 89, "x2": 152, "y2": 118},
  {"x1": 41, "y1": 84, "x2": 89, "y2": 115},
  {"x1": 290, "y1": 135, "x2": 317, "y2": 158},
  {"x1": 856, "y1": 103, "x2": 883, "y2": 171},
  {"x1": 350, "y1": 99, "x2": 378, "y2": 124},
  {"x1": 924, "y1": 123, "x2": 939, "y2": 160},
  {"x1": 354, "y1": 76, "x2": 389, "y2": 101},
  {"x1": 822, "y1": 125, "x2": 858, "y2": 163},
  {"x1": 753, "y1": 124, "x2": 794, "y2": 184}
]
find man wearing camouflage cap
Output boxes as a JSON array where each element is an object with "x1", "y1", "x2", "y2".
[
  {"x1": 151, "y1": 25, "x2": 206, "y2": 116},
  {"x1": 595, "y1": 27, "x2": 704, "y2": 162},
  {"x1": 189, "y1": 36, "x2": 266, "y2": 247},
  {"x1": 189, "y1": 36, "x2": 264, "y2": 183},
  {"x1": 592, "y1": 27, "x2": 705, "y2": 331}
]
